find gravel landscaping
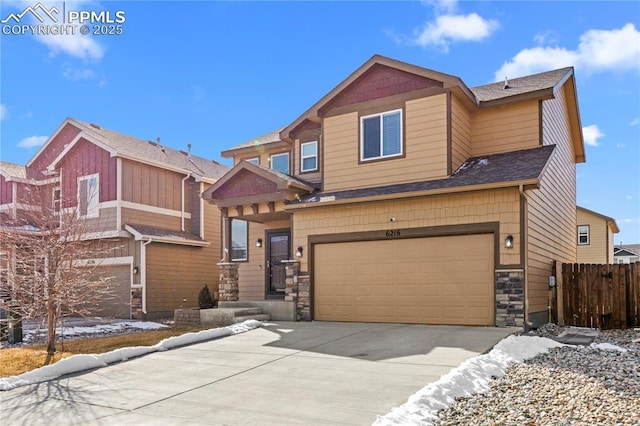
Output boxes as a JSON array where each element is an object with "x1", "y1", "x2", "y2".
[{"x1": 435, "y1": 325, "x2": 640, "y2": 425}]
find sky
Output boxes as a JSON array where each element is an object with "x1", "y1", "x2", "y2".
[{"x1": 0, "y1": 0, "x2": 638, "y2": 243}]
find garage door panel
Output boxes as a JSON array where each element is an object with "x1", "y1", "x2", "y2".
[{"x1": 314, "y1": 234, "x2": 494, "y2": 325}]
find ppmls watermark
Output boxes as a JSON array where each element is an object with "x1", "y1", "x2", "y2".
[{"x1": 1, "y1": 2, "x2": 126, "y2": 36}]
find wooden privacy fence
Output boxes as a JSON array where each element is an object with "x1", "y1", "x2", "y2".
[{"x1": 559, "y1": 263, "x2": 640, "y2": 329}]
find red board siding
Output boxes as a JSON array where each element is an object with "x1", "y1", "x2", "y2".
[
  {"x1": 57, "y1": 138, "x2": 117, "y2": 208},
  {"x1": 0, "y1": 175, "x2": 12, "y2": 204},
  {"x1": 215, "y1": 169, "x2": 278, "y2": 198},
  {"x1": 320, "y1": 64, "x2": 443, "y2": 113},
  {"x1": 27, "y1": 123, "x2": 81, "y2": 179}
]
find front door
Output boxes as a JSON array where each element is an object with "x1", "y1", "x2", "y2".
[{"x1": 266, "y1": 230, "x2": 290, "y2": 297}]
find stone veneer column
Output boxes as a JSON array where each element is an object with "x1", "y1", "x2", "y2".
[
  {"x1": 217, "y1": 262, "x2": 239, "y2": 302},
  {"x1": 495, "y1": 270, "x2": 525, "y2": 327},
  {"x1": 284, "y1": 261, "x2": 311, "y2": 321},
  {"x1": 131, "y1": 288, "x2": 143, "y2": 319}
]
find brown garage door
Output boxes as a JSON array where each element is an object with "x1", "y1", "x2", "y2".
[
  {"x1": 84, "y1": 265, "x2": 131, "y2": 319},
  {"x1": 314, "y1": 234, "x2": 494, "y2": 325}
]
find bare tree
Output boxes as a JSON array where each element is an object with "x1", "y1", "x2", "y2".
[{"x1": 0, "y1": 184, "x2": 116, "y2": 358}]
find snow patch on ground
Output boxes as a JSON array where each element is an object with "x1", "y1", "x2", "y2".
[
  {"x1": 22, "y1": 321, "x2": 169, "y2": 344},
  {"x1": 590, "y1": 342, "x2": 627, "y2": 353},
  {"x1": 373, "y1": 335, "x2": 564, "y2": 426},
  {"x1": 0, "y1": 320, "x2": 263, "y2": 391}
]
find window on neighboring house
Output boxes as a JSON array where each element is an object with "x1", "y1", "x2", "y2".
[
  {"x1": 52, "y1": 187, "x2": 61, "y2": 214},
  {"x1": 245, "y1": 157, "x2": 259, "y2": 165},
  {"x1": 577, "y1": 225, "x2": 589, "y2": 245},
  {"x1": 300, "y1": 141, "x2": 318, "y2": 172},
  {"x1": 360, "y1": 109, "x2": 402, "y2": 161},
  {"x1": 230, "y1": 219, "x2": 248, "y2": 262},
  {"x1": 270, "y1": 152, "x2": 290, "y2": 174},
  {"x1": 78, "y1": 174, "x2": 99, "y2": 218}
]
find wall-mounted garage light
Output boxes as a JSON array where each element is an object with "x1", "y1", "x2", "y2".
[
  {"x1": 296, "y1": 247, "x2": 304, "y2": 258},
  {"x1": 505, "y1": 235, "x2": 514, "y2": 249},
  {"x1": 256, "y1": 238, "x2": 262, "y2": 248}
]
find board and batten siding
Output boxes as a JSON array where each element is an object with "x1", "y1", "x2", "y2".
[
  {"x1": 121, "y1": 159, "x2": 191, "y2": 212},
  {"x1": 323, "y1": 93, "x2": 448, "y2": 192},
  {"x1": 576, "y1": 209, "x2": 612, "y2": 264},
  {"x1": 450, "y1": 94, "x2": 472, "y2": 172},
  {"x1": 471, "y1": 101, "x2": 540, "y2": 156},
  {"x1": 293, "y1": 188, "x2": 521, "y2": 272},
  {"x1": 121, "y1": 207, "x2": 186, "y2": 230},
  {"x1": 58, "y1": 138, "x2": 118, "y2": 209},
  {"x1": 526, "y1": 86, "x2": 577, "y2": 316},
  {"x1": 27, "y1": 123, "x2": 81, "y2": 180},
  {"x1": 237, "y1": 219, "x2": 291, "y2": 301}
]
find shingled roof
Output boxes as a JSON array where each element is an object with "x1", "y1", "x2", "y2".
[
  {"x1": 0, "y1": 161, "x2": 27, "y2": 179},
  {"x1": 125, "y1": 224, "x2": 209, "y2": 247},
  {"x1": 471, "y1": 67, "x2": 573, "y2": 104},
  {"x1": 53, "y1": 119, "x2": 229, "y2": 181},
  {"x1": 221, "y1": 128, "x2": 285, "y2": 157},
  {"x1": 290, "y1": 145, "x2": 555, "y2": 205}
]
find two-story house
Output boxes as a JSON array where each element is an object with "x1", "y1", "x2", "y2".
[
  {"x1": 576, "y1": 206, "x2": 619, "y2": 264},
  {"x1": 203, "y1": 55, "x2": 586, "y2": 328},
  {"x1": 1, "y1": 118, "x2": 228, "y2": 319}
]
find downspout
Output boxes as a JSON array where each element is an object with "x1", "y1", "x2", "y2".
[
  {"x1": 141, "y1": 239, "x2": 153, "y2": 314},
  {"x1": 181, "y1": 173, "x2": 191, "y2": 232},
  {"x1": 519, "y1": 184, "x2": 534, "y2": 329}
]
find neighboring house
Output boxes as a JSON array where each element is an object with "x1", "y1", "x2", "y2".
[
  {"x1": 203, "y1": 55, "x2": 586, "y2": 328},
  {"x1": 1, "y1": 118, "x2": 228, "y2": 319},
  {"x1": 576, "y1": 206, "x2": 619, "y2": 264},
  {"x1": 614, "y1": 245, "x2": 640, "y2": 264}
]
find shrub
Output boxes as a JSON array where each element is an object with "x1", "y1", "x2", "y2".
[{"x1": 198, "y1": 284, "x2": 215, "y2": 309}]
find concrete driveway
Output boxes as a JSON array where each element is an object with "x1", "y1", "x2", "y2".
[{"x1": 1, "y1": 322, "x2": 516, "y2": 425}]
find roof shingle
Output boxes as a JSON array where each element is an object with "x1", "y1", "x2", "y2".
[
  {"x1": 0, "y1": 161, "x2": 27, "y2": 179},
  {"x1": 470, "y1": 68, "x2": 572, "y2": 103}
]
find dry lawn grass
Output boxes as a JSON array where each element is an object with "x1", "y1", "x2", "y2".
[{"x1": 0, "y1": 325, "x2": 211, "y2": 378}]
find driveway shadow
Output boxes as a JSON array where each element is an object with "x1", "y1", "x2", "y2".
[{"x1": 260, "y1": 321, "x2": 517, "y2": 363}]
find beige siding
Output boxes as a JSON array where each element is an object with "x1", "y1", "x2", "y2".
[
  {"x1": 323, "y1": 94, "x2": 449, "y2": 192},
  {"x1": 237, "y1": 219, "x2": 290, "y2": 301},
  {"x1": 121, "y1": 207, "x2": 184, "y2": 230},
  {"x1": 121, "y1": 159, "x2": 190, "y2": 212},
  {"x1": 576, "y1": 209, "x2": 611, "y2": 264},
  {"x1": 81, "y1": 206, "x2": 117, "y2": 233},
  {"x1": 451, "y1": 95, "x2": 472, "y2": 172},
  {"x1": 293, "y1": 188, "x2": 521, "y2": 271},
  {"x1": 527, "y1": 86, "x2": 577, "y2": 315},
  {"x1": 145, "y1": 242, "x2": 219, "y2": 315},
  {"x1": 472, "y1": 101, "x2": 539, "y2": 156},
  {"x1": 84, "y1": 237, "x2": 135, "y2": 260}
]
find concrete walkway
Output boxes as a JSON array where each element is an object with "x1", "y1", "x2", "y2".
[{"x1": 0, "y1": 322, "x2": 516, "y2": 425}]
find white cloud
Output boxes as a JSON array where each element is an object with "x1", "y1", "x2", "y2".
[
  {"x1": 415, "y1": 13, "x2": 499, "y2": 51},
  {"x1": 582, "y1": 125, "x2": 604, "y2": 147},
  {"x1": 17, "y1": 135, "x2": 48, "y2": 149},
  {"x1": 421, "y1": 0, "x2": 458, "y2": 14},
  {"x1": 533, "y1": 30, "x2": 558, "y2": 46},
  {"x1": 0, "y1": 104, "x2": 7, "y2": 120},
  {"x1": 495, "y1": 23, "x2": 640, "y2": 80},
  {"x1": 62, "y1": 64, "x2": 97, "y2": 81},
  {"x1": 631, "y1": 118, "x2": 639, "y2": 127}
]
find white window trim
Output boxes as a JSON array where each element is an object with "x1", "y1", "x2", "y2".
[
  {"x1": 360, "y1": 108, "x2": 403, "y2": 162},
  {"x1": 577, "y1": 225, "x2": 589, "y2": 245},
  {"x1": 78, "y1": 173, "x2": 100, "y2": 218},
  {"x1": 300, "y1": 141, "x2": 318, "y2": 173},
  {"x1": 52, "y1": 186, "x2": 61, "y2": 215},
  {"x1": 245, "y1": 157, "x2": 260, "y2": 165},
  {"x1": 270, "y1": 152, "x2": 290, "y2": 174}
]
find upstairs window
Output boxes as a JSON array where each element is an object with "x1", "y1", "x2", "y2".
[
  {"x1": 270, "y1": 152, "x2": 290, "y2": 174},
  {"x1": 245, "y1": 157, "x2": 259, "y2": 165},
  {"x1": 78, "y1": 174, "x2": 99, "y2": 218},
  {"x1": 231, "y1": 219, "x2": 248, "y2": 262},
  {"x1": 577, "y1": 225, "x2": 589, "y2": 245},
  {"x1": 300, "y1": 141, "x2": 318, "y2": 172},
  {"x1": 52, "y1": 187, "x2": 61, "y2": 214},
  {"x1": 360, "y1": 109, "x2": 402, "y2": 161}
]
